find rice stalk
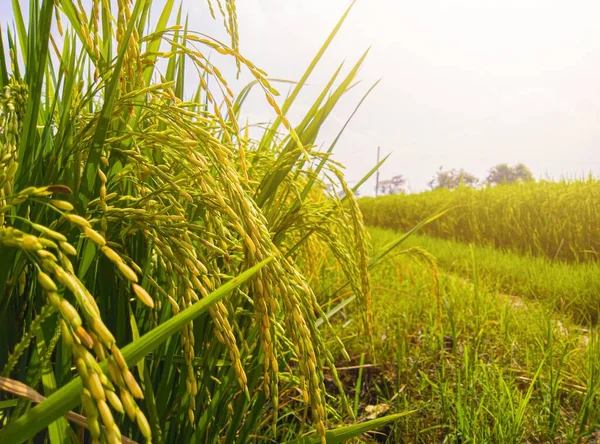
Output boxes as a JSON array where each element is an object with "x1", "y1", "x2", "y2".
[{"x1": 0, "y1": 1, "x2": 380, "y2": 442}]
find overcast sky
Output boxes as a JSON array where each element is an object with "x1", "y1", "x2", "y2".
[{"x1": 3, "y1": 1, "x2": 600, "y2": 193}]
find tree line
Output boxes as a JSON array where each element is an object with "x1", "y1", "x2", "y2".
[{"x1": 377, "y1": 163, "x2": 534, "y2": 195}]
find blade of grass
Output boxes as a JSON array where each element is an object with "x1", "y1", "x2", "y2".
[
  {"x1": 0, "y1": 26, "x2": 9, "y2": 88},
  {"x1": 37, "y1": 319, "x2": 71, "y2": 444},
  {"x1": 273, "y1": 78, "x2": 380, "y2": 247},
  {"x1": 353, "y1": 353, "x2": 365, "y2": 418},
  {"x1": 284, "y1": 410, "x2": 417, "y2": 444},
  {"x1": 10, "y1": 0, "x2": 27, "y2": 61},
  {"x1": 256, "y1": 49, "x2": 369, "y2": 209},
  {"x1": 315, "y1": 294, "x2": 356, "y2": 328},
  {"x1": 142, "y1": 0, "x2": 175, "y2": 85},
  {"x1": 0, "y1": 399, "x2": 19, "y2": 409},
  {"x1": 129, "y1": 305, "x2": 162, "y2": 444},
  {"x1": 299, "y1": 79, "x2": 381, "y2": 202},
  {"x1": 258, "y1": 0, "x2": 356, "y2": 151},
  {"x1": 285, "y1": 153, "x2": 391, "y2": 259},
  {"x1": 15, "y1": 0, "x2": 54, "y2": 186},
  {"x1": 369, "y1": 209, "x2": 452, "y2": 269}
]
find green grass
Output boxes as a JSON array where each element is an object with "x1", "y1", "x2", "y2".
[
  {"x1": 369, "y1": 227, "x2": 600, "y2": 324},
  {"x1": 326, "y1": 227, "x2": 600, "y2": 443}
]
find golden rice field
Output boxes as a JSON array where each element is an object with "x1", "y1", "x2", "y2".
[
  {"x1": 2, "y1": 1, "x2": 599, "y2": 444},
  {"x1": 359, "y1": 179, "x2": 600, "y2": 262}
]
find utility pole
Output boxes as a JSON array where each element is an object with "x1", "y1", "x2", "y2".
[{"x1": 375, "y1": 146, "x2": 380, "y2": 197}]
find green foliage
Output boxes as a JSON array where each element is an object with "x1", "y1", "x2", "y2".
[
  {"x1": 361, "y1": 178, "x2": 600, "y2": 262},
  {"x1": 342, "y1": 227, "x2": 600, "y2": 442},
  {"x1": 0, "y1": 257, "x2": 271, "y2": 443},
  {"x1": 0, "y1": 1, "x2": 401, "y2": 443},
  {"x1": 487, "y1": 163, "x2": 534, "y2": 185},
  {"x1": 373, "y1": 227, "x2": 600, "y2": 323},
  {"x1": 428, "y1": 167, "x2": 478, "y2": 190},
  {"x1": 283, "y1": 410, "x2": 417, "y2": 443}
]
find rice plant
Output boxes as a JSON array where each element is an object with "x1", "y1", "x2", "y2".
[{"x1": 0, "y1": 1, "x2": 396, "y2": 442}]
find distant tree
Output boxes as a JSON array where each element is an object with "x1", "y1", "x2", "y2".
[
  {"x1": 377, "y1": 174, "x2": 406, "y2": 195},
  {"x1": 487, "y1": 163, "x2": 533, "y2": 185},
  {"x1": 429, "y1": 168, "x2": 478, "y2": 190},
  {"x1": 513, "y1": 163, "x2": 534, "y2": 182}
]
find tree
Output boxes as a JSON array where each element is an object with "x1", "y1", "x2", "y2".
[
  {"x1": 377, "y1": 174, "x2": 406, "y2": 195},
  {"x1": 487, "y1": 163, "x2": 533, "y2": 185},
  {"x1": 429, "y1": 168, "x2": 478, "y2": 190},
  {"x1": 514, "y1": 163, "x2": 534, "y2": 182}
]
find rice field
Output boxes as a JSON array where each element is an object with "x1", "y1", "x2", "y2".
[
  {"x1": 383, "y1": 229, "x2": 600, "y2": 324},
  {"x1": 2, "y1": 1, "x2": 599, "y2": 444},
  {"x1": 328, "y1": 182, "x2": 600, "y2": 441},
  {"x1": 322, "y1": 227, "x2": 600, "y2": 442},
  {"x1": 359, "y1": 179, "x2": 600, "y2": 262}
]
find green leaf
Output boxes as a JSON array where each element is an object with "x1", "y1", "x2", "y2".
[
  {"x1": 0, "y1": 26, "x2": 9, "y2": 88},
  {"x1": 164, "y1": 4, "x2": 182, "y2": 84},
  {"x1": 0, "y1": 399, "x2": 19, "y2": 409},
  {"x1": 16, "y1": 0, "x2": 54, "y2": 186},
  {"x1": 37, "y1": 319, "x2": 71, "y2": 444},
  {"x1": 273, "y1": 78, "x2": 380, "y2": 248},
  {"x1": 349, "y1": 152, "x2": 389, "y2": 196},
  {"x1": 142, "y1": 0, "x2": 175, "y2": 85},
  {"x1": 231, "y1": 78, "x2": 296, "y2": 122},
  {"x1": 174, "y1": 17, "x2": 188, "y2": 100},
  {"x1": 369, "y1": 209, "x2": 452, "y2": 269},
  {"x1": 285, "y1": 153, "x2": 390, "y2": 259},
  {"x1": 315, "y1": 294, "x2": 355, "y2": 328},
  {"x1": 256, "y1": 49, "x2": 369, "y2": 209},
  {"x1": 283, "y1": 410, "x2": 417, "y2": 444},
  {"x1": 10, "y1": 0, "x2": 27, "y2": 61},
  {"x1": 0, "y1": 257, "x2": 272, "y2": 444},
  {"x1": 129, "y1": 305, "x2": 162, "y2": 443},
  {"x1": 78, "y1": 0, "x2": 149, "y2": 208},
  {"x1": 258, "y1": 0, "x2": 356, "y2": 151}
]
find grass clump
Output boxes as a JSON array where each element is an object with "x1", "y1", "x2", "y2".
[
  {"x1": 371, "y1": 227, "x2": 600, "y2": 324},
  {"x1": 332, "y1": 228, "x2": 600, "y2": 442}
]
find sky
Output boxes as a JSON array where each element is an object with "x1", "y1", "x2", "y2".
[{"x1": 2, "y1": 1, "x2": 600, "y2": 194}]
